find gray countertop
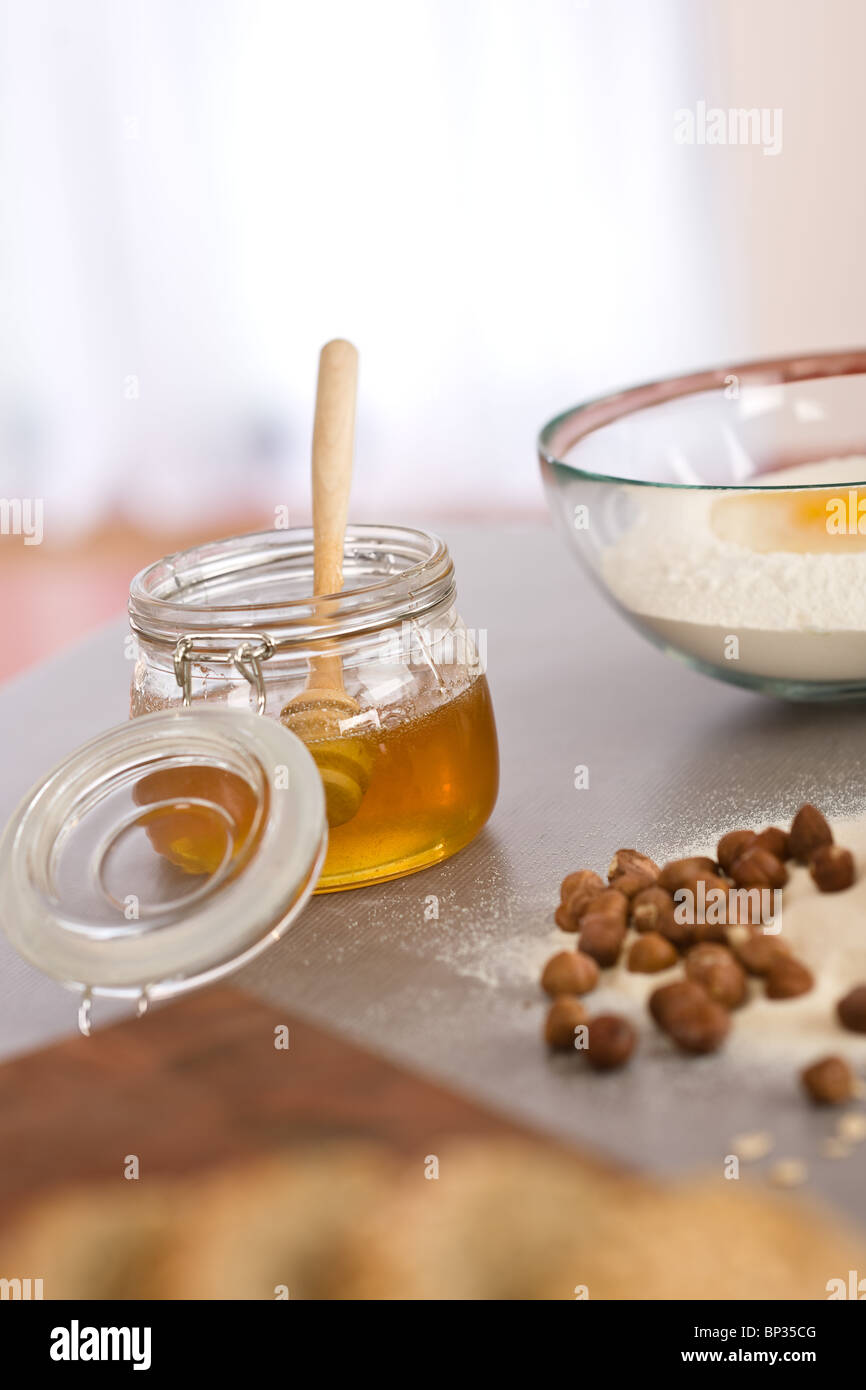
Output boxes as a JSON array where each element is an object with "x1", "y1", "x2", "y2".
[{"x1": 2, "y1": 521, "x2": 865, "y2": 1217}]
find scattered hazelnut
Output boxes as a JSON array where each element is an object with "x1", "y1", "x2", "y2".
[
  {"x1": 655, "y1": 916, "x2": 693, "y2": 953},
  {"x1": 789, "y1": 803, "x2": 833, "y2": 864},
  {"x1": 631, "y1": 884, "x2": 679, "y2": 933},
  {"x1": 649, "y1": 979, "x2": 710, "y2": 1028},
  {"x1": 665, "y1": 870, "x2": 729, "y2": 951},
  {"x1": 607, "y1": 849, "x2": 659, "y2": 897},
  {"x1": 729, "y1": 845, "x2": 788, "y2": 890},
  {"x1": 578, "y1": 917, "x2": 626, "y2": 968},
  {"x1": 717, "y1": 829, "x2": 756, "y2": 874},
  {"x1": 765, "y1": 956, "x2": 814, "y2": 1000},
  {"x1": 581, "y1": 887, "x2": 628, "y2": 927},
  {"x1": 690, "y1": 918, "x2": 730, "y2": 946},
  {"x1": 801, "y1": 1056, "x2": 855, "y2": 1105},
  {"x1": 809, "y1": 844, "x2": 855, "y2": 893},
  {"x1": 554, "y1": 903, "x2": 577, "y2": 932},
  {"x1": 649, "y1": 980, "x2": 730, "y2": 1053},
  {"x1": 540, "y1": 950, "x2": 600, "y2": 997},
  {"x1": 754, "y1": 826, "x2": 791, "y2": 861},
  {"x1": 560, "y1": 869, "x2": 604, "y2": 905},
  {"x1": 657, "y1": 857, "x2": 719, "y2": 892},
  {"x1": 665, "y1": 995, "x2": 731, "y2": 1054},
  {"x1": 685, "y1": 942, "x2": 747, "y2": 1009},
  {"x1": 731, "y1": 931, "x2": 789, "y2": 976},
  {"x1": 587, "y1": 1014, "x2": 636, "y2": 1070},
  {"x1": 672, "y1": 868, "x2": 729, "y2": 899},
  {"x1": 627, "y1": 931, "x2": 678, "y2": 973},
  {"x1": 837, "y1": 985, "x2": 866, "y2": 1034},
  {"x1": 544, "y1": 997, "x2": 588, "y2": 1049},
  {"x1": 556, "y1": 871, "x2": 605, "y2": 930}
]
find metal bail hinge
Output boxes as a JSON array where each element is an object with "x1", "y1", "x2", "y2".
[{"x1": 172, "y1": 634, "x2": 275, "y2": 715}]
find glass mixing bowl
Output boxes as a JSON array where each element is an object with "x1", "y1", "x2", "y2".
[{"x1": 539, "y1": 350, "x2": 866, "y2": 700}]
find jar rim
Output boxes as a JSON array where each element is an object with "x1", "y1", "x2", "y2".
[{"x1": 128, "y1": 524, "x2": 456, "y2": 651}]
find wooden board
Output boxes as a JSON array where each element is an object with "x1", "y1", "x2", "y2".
[{"x1": 0, "y1": 984, "x2": 600, "y2": 1229}]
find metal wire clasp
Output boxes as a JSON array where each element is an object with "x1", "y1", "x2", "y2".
[{"x1": 172, "y1": 633, "x2": 275, "y2": 715}]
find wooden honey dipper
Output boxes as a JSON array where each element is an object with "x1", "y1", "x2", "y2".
[{"x1": 280, "y1": 339, "x2": 374, "y2": 827}]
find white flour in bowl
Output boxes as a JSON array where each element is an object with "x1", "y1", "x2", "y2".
[{"x1": 602, "y1": 456, "x2": 866, "y2": 681}]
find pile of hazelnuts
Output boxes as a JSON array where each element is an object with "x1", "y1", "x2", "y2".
[{"x1": 542, "y1": 803, "x2": 866, "y2": 1101}]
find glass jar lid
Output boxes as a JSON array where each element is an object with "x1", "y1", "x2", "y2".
[{"x1": 0, "y1": 708, "x2": 326, "y2": 1002}]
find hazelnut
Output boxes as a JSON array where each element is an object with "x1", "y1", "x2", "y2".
[
  {"x1": 560, "y1": 869, "x2": 605, "y2": 905},
  {"x1": 658, "y1": 857, "x2": 719, "y2": 892},
  {"x1": 544, "y1": 997, "x2": 588, "y2": 1049},
  {"x1": 627, "y1": 931, "x2": 678, "y2": 973},
  {"x1": 578, "y1": 917, "x2": 626, "y2": 968},
  {"x1": 667, "y1": 870, "x2": 730, "y2": 950},
  {"x1": 649, "y1": 980, "x2": 730, "y2": 1053},
  {"x1": 655, "y1": 915, "x2": 693, "y2": 953},
  {"x1": 607, "y1": 849, "x2": 659, "y2": 897},
  {"x1": 732, "y1": 931, "x2": 789, "y2": 976},
  {"x1": 666, "y1": 997, "x2": 731, "y2": 1054},
  {"x1": 837, "y1": 985, "x2": 866, "y2": 1034},
  {"x1": 554, "y1": 903, "x2": 578, "y2": 932},
  {"x1": 580, "y1": 887, "x2": 628, "y2": 929},
  {"x1": 631, "y1": 885, "x2": 677, "y2": 934},
  {"x1": 685, "y1": 942, "x2": 748, "y2": 1009},
  {"x1": 649, "y1": 979, "x2": 710, "y2": 1029},
  {"x1": 587, "y1": 1014, "x2": 637, "y2": 1070},
  {"x1": 717, "y1": 829, "x2": 756, "y2": 874},
  {"x1": 765, "y1": 956, "x2": 814, "y2": 1000},
  {"x1": 789, "y1": 803, "x2": 833, "y2": 864},
  {"x1": 801, "y1": 1056, "x2": 855, "y2": 1105},
  {"x1": 691, "y1": 918, "x2": 731, "y2": 946},
  {"x1": 557, "y1": 871, "x2": 605, "y2": 929},
  {"x1": 754, "y1": 826, "x2": 791, "y2": 861},
  {"x1": 540, "y1": 950, "x2": 600, "y2": 997},
  {"x1": 809, "y1": 844, "x2": 855, "y2": 893},
  {"x1": 729, "y1": 845, "x2": 788, "y2": 890}
]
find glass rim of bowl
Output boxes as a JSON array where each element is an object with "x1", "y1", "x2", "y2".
[
  {"x1": 538, "y1": 347, "x2": 866, "y2": 492},
  {"x1": 129, "y1": 523, "x2": 457, "y2": 652}
]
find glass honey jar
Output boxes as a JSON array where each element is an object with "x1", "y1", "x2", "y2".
[{"x1": 127, "y1": 525, "x2": 499, "y2": 891}]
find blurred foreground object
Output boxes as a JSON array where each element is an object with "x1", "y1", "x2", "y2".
[{"x1": 0, "y1": 986, "x2": 861, "y2": 1300}]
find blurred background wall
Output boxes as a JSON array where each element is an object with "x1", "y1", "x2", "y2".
[{"x1": 0, "y1": 0, "x2": 863, "y2": 675}]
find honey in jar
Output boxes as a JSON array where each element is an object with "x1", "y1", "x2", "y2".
[{"x1": 128, "y1": 526, "x2": 499, "y2": 890}]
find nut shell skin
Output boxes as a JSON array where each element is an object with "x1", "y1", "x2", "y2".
[
  {"x1": 666, "y1": 1001, "x2": 730, "y2": 1054},
  {"x1": 754, "y1": 827, "x2": 791, "y2": 861},
  {"x1": 685, "y1": 943, "x2": 748, "y2": 1009},
  {"x1": 717, "y1": 829, "x2": 756, "y2": 874},
  {"x1": 732, "y1": 931, "x2": 789, "y2": 977},
  {"x1": 765, "y1": 957, "x2": 814, "y2": 1000},
  {"x1": 578, "y1": 917, "x2": 626, "y2": 968},
  {"x1": 801, "y1": 1056, "x2": 854, "y2": 1105},
  {"x1": 729, "y1": 846, "x2": 788, "y2": 890},
  {"x1": 540, "y1": 951, "x2": 600, "y2": 997},
  {"x1": 587, "y1": 1014, "x2": 636, "y2": 1070},
  {"x1": 627, "y1": 932, "x2": 679, "y2": 974},
  {"x1": 809, "y1": 845, "x2": 855, "y2": 893},
  {"x1": 560, "y1": 869, "x2": 605, "y2": 905},
  {"x1": 837, "y1": 985, "x2": 866, "y2": 1033},
  {"x1": 658, "y1": 857, "x2": 719, "y2": 892},
  {"x1": 544, "y1": 997, "x2": 588, "y2": 1049},
  {"x1": 789, "y1": 804, "x2": 833, "y2": 864}
]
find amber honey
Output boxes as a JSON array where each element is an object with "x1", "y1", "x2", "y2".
[
  {"x1": 131, "y1": 672, "x2": 498, "y2": 892},
  {"x1": 315, "y1": 672, "x2": 498, "y2": 890}
]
